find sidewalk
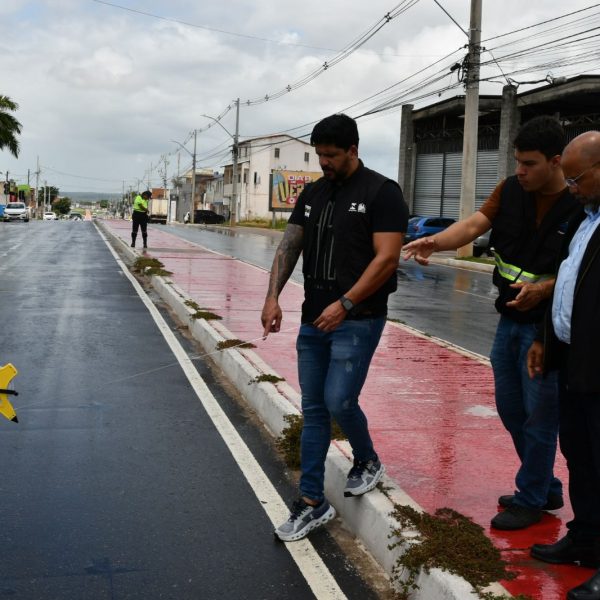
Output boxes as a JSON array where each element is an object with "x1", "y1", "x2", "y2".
[{"x1": 101, "y1": 220, "x2": 591, "y2": 599}]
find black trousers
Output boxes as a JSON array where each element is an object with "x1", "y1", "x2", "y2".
[
  {"x1": 132, "y1": 211, "x2": 148, "y2": 236},
  {"x1": 559, "y1": 369, "x2": 600, "y2": 540}
]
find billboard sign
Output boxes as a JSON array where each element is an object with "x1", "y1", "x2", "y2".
[{"x1": 269, "y1": 170, "x2": 322, "y2": 212}]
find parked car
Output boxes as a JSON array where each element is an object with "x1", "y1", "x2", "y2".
[
  {"x1": 473, "y1": 229, "x2": 493, "y2": 257},
  {"x1": 3, "y1": 202, "x2": 29, "y2": 222},
  {"x1": 69, "y1": 212, "x2": 83, "y2": 221},
  {"x1": 404, "y1": 216, "x2": 455, "y2": 243},
  {"x1": 43, "y1": 211, "x2": 57, "y2": 221},
  {"x1": 193, "y1": 209, "x2": 226, "y2": 224}
]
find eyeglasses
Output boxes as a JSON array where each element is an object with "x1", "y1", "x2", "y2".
[{"x1": 565, "y1": 161, "x2": 600, "y2": 187}]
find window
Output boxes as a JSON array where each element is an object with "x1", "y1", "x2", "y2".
[
  {"x1": 304, "y1": 152, "x2": 310, "y2": 162},
  {"x1": 243, "y1": 172, "x2": 247, "y2": 184},
  {"x1": 253, "y1": 172, "x2": 258, "y2": 184},
  {"x1": 274, "y1": 148, "x2": 280, "y2": 158}
]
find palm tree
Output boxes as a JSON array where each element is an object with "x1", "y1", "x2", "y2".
[{"x1": 0, "y1": 95, "x2": 22, "y2": 158}]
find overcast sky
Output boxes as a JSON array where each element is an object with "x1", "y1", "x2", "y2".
[{"x1": 1, "y1": 0, "x2": 598, "y2": 195}]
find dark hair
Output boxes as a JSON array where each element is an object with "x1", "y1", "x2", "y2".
[
  {"x1": 310, "y1": 113, "x2": 359, "y2": 150},
  {"x1": 142, "y1": 190, "x2": 152, "y2": 198},
  {"x1": 513, "y1": 115, "x2": 566, "y2": 159}
]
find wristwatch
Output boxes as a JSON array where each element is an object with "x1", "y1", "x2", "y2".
[{"x1": 340, "y1": 295, "x2": 354, "y2": 311}]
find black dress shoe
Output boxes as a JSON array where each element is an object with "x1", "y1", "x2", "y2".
[
  {"x1": 491, "y1": 504, "x2": 542, "y2": 530},
  {"x1": 498, "y1": 492, "x2": 564, "y2": 510},
  {"x1": 568, "y1": 569, "x2": 600, "y2": 600},
  {"x1": 531, "y1": 534, "x2": 599, "y2": 568}
]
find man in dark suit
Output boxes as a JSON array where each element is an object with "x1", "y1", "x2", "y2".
[{"x1": 528, "y1": 130, "x2": 600, "y2": 600}]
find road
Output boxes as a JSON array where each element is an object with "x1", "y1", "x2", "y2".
[
  {"x1": 162, "y1": 224, "x2": 500, "y2": 357},
  {"x1": 0, "y1": 220, "x2": 380, "y2": 600}
]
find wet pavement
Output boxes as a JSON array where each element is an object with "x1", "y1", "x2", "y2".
[
  {"x1": 162, "y1": 223, "x2": 500, "y2": 358},
  {"x1": 104, "y1": 220, "x2": 594, "y2": 599}
]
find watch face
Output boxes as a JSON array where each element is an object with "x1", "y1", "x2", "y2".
[{"x1": 342, "y1": 297, "x2": 353, "y2": 310}]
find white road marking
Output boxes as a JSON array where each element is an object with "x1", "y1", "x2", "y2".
[
  {"x1": 453, "y1": 288, "x2": 493, "y2": 302},
  {"x1": 97, "y1": 227, "x2": 347, "y2": 600}
]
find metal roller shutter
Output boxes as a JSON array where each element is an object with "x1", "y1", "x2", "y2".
[
  {"x1": 441, "y1": 152, "x2": 461, "y2": 220},
  {"x1": 475, "y1": 150, "x2": 499, "y2": 209},
  {"x1": 413, "y1": 153, "x2": 443, "y2": 216}
]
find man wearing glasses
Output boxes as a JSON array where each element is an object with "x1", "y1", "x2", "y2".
[{"x1": 529, "y1": 131, "x2": 600, "y2": 600}]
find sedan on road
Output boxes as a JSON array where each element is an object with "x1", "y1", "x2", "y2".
[
  {"x1": 404, "y1": 216, "x2": 455, "y2": 243},
  {"x1": 43, "y1": 212, "x2": 58, "y2": 221},
  {"x1": 3, "y1": 202, "x2": 30, "y2": 222},
  {"x1": 193, "y1": 209, "x2": 226, "y2": 224}
]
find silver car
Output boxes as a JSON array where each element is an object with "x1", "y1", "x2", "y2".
[
  {"x1": 3, "y1": 202, "x2": 29, "y2": 222},
  {"x1": 473, "y1": 229, "x2": 493, "y2": 257}
]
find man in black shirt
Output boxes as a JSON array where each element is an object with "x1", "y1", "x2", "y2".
[{"x1": 261, "y1": 114, "x2": 408, "y2": 542}]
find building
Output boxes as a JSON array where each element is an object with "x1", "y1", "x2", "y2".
[
  {"x1": 397, "y1": 74, "x2": 600, "y2": 218},
  {"x1": 176, "y1": 167, "x2": 215, "y2": 222},
  {"x1": 221, "y1": 134, "x2": 321, "y2": 220}
]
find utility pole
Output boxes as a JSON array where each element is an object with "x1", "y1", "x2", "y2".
[
  {"x1": 35, "y1": 157, "x2": 41, "y2": 218},
  {"x1": 457, "y1": 0, "x2": 482, "y2": 258},
  {"x1": 230, "y1": 98, "x2": 240, "y2": 227},
  {"x1": 190, "y1": 130, "x2": 197, "y2": 224}
]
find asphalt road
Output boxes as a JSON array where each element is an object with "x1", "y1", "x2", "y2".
[
  {"x1": 0, "y1": 220, "x2": 379, "y2": 600},
  {"x1": 162, "y1": 224, "x2": 500, "y2": 357}
]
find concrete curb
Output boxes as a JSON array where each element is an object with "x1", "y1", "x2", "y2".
[
  {"x1": 99, "y1": 222, "x2": 510, "y2": 599},
  {"x1": 428, "y1": 255, "x2": 495, "y2": 274}
]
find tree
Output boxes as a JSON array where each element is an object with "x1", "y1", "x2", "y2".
[
  {"x1": 0, "y1": 96, "x2": 22, "y2": 158},
  {"x1": 99, "y1": 199, "x2": 109, "y2": 209},
  {"x1": 40, "y1": 186, "x2": 59, "y2": 205},
  {"x1": 53, "y1": 197, "x2": 71, "y2": 215}
]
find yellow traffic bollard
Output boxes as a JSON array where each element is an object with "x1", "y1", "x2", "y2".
[{"x1": 0, "y1": 363, "x2": 19, "y2": 423}]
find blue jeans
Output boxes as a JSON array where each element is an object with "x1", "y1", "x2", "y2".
[
  {"x1": 297, "y1": 318, "x2": 385, "y2": 502},
  {"x1": 490, "y1": 315, "x2": 562, "y2": 508}
]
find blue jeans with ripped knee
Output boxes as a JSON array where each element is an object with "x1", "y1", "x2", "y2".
[{"x1": 296, "y1": 317, "x2": 385, "y2": 502}]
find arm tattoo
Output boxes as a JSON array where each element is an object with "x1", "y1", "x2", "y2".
[{"x1": 266, "y1": 224, "x2": 303, "y2": 299}]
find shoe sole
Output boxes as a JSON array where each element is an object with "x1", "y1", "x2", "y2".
[
  {"x1": 274, "y1": 505, "x2": 336, "y2": 542},
  {"x1": 344, "y1": 465, "x2": 385, "y2": 497},
  {"x1": 530, "y1": 549, "x2": 600, "y2": 569},
  {"x1": 498, "y1": 496, "x2": 564, "y2": 511}
]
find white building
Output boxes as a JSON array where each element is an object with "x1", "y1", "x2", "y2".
[{"x1": 222, "y1": 134, "x2": 322, "y2": 220}]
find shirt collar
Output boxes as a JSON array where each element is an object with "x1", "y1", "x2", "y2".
[{"x1": 584, "y1": 203, "x2": 600, "y2": 219}]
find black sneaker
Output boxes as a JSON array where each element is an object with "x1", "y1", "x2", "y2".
[
  {"x1": 491, "y1": 504, "x2": 542, "y2": 530},
  {"x1": 498, "y1": 493, "x2": 564, "y2": 511},
  {"x1": 274, "y1": 498, "x2": 336, "y2": 542},
  {"x1": 343, "y1": 457, "x2": 384, "y2": 497}
]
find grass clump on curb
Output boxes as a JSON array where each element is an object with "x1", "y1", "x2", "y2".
[
  {"x1": 251, "y1": 374, "x2": 285, "y2": 385},
  {"x1": 184, "y1": 300, "x2": 222, "y2": 321},
  {"x1": 132, "y1": 257, "x2": 172, "y2": 277},
  {"x1": 276, "y1": 414, "x2": 346, "y2": 469},
  {"x1": 216, "y1": 339, "x2": 256, "y2": 351},
  {"x1": 389, "y1": 504, "x2": 529, "y2": 600}
]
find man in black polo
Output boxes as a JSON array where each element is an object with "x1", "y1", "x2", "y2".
[{"x1": 261, "y1": 113, "x2": 408, "y2": 542}]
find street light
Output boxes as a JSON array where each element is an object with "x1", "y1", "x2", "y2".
[
  {"x1": 171, "y1": 132, "x2": 197, "y2": 224},
  {"x1": 201, "y1": 98, "x2": 239, "y2": 227}
]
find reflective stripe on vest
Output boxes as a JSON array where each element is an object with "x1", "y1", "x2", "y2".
[{"x1": 494, "y1": 252, "x2": 553, "y2": 284}]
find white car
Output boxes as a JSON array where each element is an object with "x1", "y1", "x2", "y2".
[
  {"x1": 3, "y1": 202, "x2": 29, "y2": 222},
  {"x1": 43, "y1": 211, "x2": 57, "y2": 221}
]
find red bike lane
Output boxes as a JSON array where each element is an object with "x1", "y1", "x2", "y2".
[{"x1": 104, "y1": 220, "x2": 594, "y2": 599}]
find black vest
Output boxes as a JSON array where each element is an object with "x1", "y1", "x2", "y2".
[
  {"x1": 490, "y1": 176, "x2": 577, "y2": 323},
  {"x1": 301, "y1": 163, "x2": 399, "y2": 313}
]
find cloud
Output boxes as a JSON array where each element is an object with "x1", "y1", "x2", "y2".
[{"x1": 0, "y1": 0, "x2": 597, "y2": 192}]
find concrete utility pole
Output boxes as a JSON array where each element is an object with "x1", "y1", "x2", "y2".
[
  {"x1": 190, "y1": 130, "x2": 197, "y2": 224},
  {"x1": 230, "y1": 98, "x2": 240, "y2": 227},
  {"x1": 35, "y1": 156, "x2": 40, "y2": 218},
  {"x1": 457, "y1": 0, "x2": 482, "y2": 258}
]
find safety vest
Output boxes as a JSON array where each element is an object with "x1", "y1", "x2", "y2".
[
  {"x1": 300, "y1": 161, "x2": 402, "y2": 313},
  {"x1": 490, "y1": 175, "x2": 578, "y2": 323},
  {"x1": 133, "y1": 195, "x2": 147, "y2": 213}
]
